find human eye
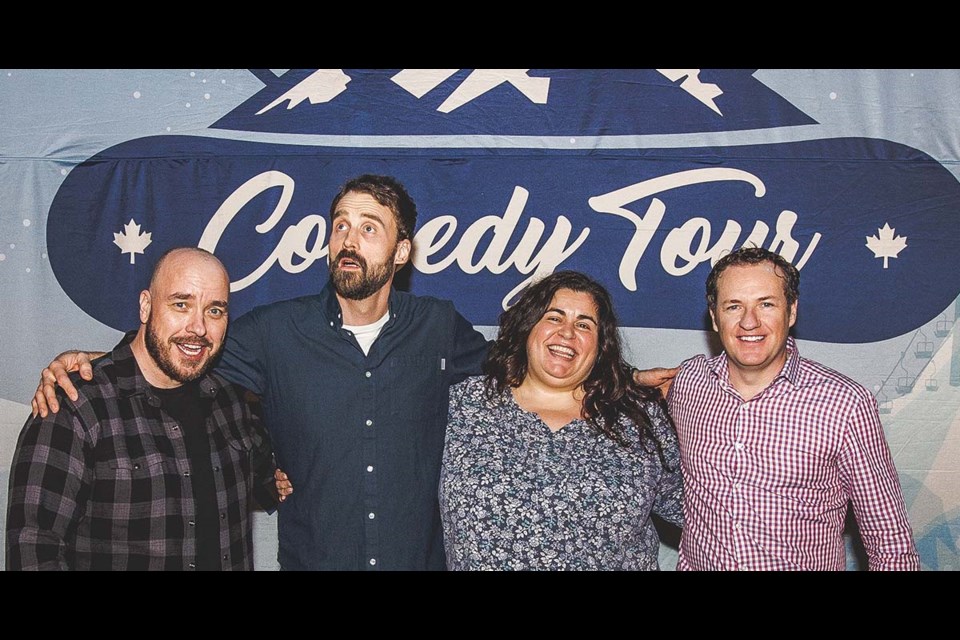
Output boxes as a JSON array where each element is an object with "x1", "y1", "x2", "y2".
[
  {"x1": 208, "y1": 307, "x2": 226, "y2": 318},
  {"x1": 576, "y1": 321, "x2": 593, "y2": 331}
]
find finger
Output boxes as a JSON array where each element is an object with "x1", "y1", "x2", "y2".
[
  {"x1": 79, "y1": 361, "x2": 94, "y2": 381},
  {"x1": 40, "y1": 383, "x2": 59, "y2": 415},
  {"x1": 52, "y1": 367, "x2": 79, "y2": 402},
  {"x1": 31, "y1": 398, "x2": 39, "y2": 419}
]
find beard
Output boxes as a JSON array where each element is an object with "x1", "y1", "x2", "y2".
[
  {"x1": 329, "y1": 248, "x2": 395, "y2": 300},
  {"x1": 145, "y1": 318, "x2": 221, "y2": 384}
]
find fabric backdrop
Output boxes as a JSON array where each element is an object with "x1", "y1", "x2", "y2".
[{"x1": 1, "y1": 69, "x2": 957, "y2": 570}]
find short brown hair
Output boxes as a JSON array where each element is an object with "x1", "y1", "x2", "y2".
[{"x1": 705, "y1": 246, "x2": 800, "y2": 311}]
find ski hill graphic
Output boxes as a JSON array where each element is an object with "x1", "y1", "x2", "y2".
[
  {"x1": 45, "y1": 70, "x2": 960, "y2": 343},
  {"x1": 211, "y1": 69, "x2": 816, "y2": 135}
]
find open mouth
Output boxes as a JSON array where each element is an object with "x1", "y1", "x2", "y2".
[
  {"x1": 175, "y1": 342, "x2": 208, "y2": 358},
  {"x1": 737, "y1": 335, "x2": 765, "y2": 343},
  {"x1": 547, "y1": 344, "x2": 577, "y2": 360},
  {"x1": 335, "y1": 250, "x2": 365, "y2": 271}
]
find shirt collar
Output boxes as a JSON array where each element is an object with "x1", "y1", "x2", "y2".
[
  {"x1": 112, "y1": 330, "x2": 223, "y2": 402},
  {"x1": 709, "y1": 336, "x2": 802, "y2": 389},
  {"x1": 320, "y1": 280, "x2": 398, "y2": 331}
]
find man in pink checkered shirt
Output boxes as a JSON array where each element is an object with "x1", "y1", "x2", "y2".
[{"x1": 667, "y1": 246, "x2": 919, "y2": 570}]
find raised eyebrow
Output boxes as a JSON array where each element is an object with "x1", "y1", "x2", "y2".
[
  {"x1": 331, "y1": 210, "x2": 386, "y2": 226},
  {"x1": 208, "y1": 299, "x2": 229, "y2": 310},
  {"x1": 359, "y1": 212, "x2": 385, "y2": 226}
]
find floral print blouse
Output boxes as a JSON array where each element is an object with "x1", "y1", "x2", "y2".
[{"x1": 439, "y1": 376, "x2": 684, "y2": 570}]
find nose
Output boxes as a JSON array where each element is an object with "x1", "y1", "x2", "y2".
[
  {"x1": 557, "y1": 320, "x2": 575, "y2": 339},
  {"x1": 739, "y1": 306, "x2": 760, "y2": 330},
  {"x1": 185, "y1": 310, "x2": 208, "y2": 337},
  {"x1": 343, "y1": 225, "x2": 361, "y2": 249}
]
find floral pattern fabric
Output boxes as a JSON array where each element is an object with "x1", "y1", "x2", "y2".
[{"x1": 439, "y1": 376, "x2": 683, "y2": 571}]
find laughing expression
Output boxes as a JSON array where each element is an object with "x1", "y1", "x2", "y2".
[
  {"x1": 710, "y1": 262, "x2": 798, "y2": 388},
  {"x1": 138, "y1": 251, "x2": 229, "y2": 388},
  {"x1": 525, "y1": 288, "x2": 600, "y2": 392}
]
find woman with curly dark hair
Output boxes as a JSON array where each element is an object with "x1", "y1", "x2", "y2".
[{"x1": 439, "y1": 270, "x2": 683, "y2": 570}]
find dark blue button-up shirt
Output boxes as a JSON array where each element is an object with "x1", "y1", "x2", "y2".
[{"x1": 219, "y1": 282, "x2": 490, "y2": 570}]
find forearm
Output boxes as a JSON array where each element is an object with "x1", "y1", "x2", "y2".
[
  {"x1": 7, "y1": 411, "x2": 88, "y2": 571},
  {"x1": 843, "y1": 400, "x2": 920, "y2": 570}
]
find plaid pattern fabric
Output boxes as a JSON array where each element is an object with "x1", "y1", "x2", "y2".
[
  {"x1": 6, "y1": 332, "x2": 276, "y2": 570},
  {"x1": 668, "y1": 338, "x2": 919, "y2": 571}
]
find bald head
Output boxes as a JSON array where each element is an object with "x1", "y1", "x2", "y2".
[{"x1": 149, "y1": 247, "x2": 228, "y2": 294}]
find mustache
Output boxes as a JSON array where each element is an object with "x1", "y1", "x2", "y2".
[{"x1": 333, "y1": 249, "x2": 367, "y2": 270}]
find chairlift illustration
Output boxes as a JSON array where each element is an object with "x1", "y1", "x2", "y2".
[
  {"x1": 895, "y1": 377, "x2": 915, "y2": 394},
  {"x1": 935, "y1": 315, "x2": 952, "y2": 337},
  {"x1": 895, "y1": 353, "x2": 915, "y2": 395},
  {"x1": 926, "y1": 377, "x2": 940, "y2": 391},
  {"x1": 915, "y1": 340, "x2": 934, "y2": 359},
  {"x1": 877, "y1": 389, "x2": 892, "y2": 414}
]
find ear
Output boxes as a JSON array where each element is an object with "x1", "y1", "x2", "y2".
[
  {"x1": 394, "y1": 238, "x2": 412, "y2": 268},
  {"x1": 709, "y1": 308, "x2": 719, "y2": 333},
  {"x1": 788, "y1": 300, "x2": 798, "y2": 329},
  {"x1": 139, "y1": 290, "x2": 151, "y2": 325}
]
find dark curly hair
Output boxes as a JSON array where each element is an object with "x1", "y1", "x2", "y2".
[
  {"x1": 706, "y1": 246, "x2": 800, "y2": 312},
  {"x1": 484, "y1": 270, "x2": 667, "y2": 452},
  {"x1": 329, "y1": 174, "x2": 418, "y2": 242}
]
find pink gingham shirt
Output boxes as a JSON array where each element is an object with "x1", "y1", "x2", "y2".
[{"x1": 668, "y1": 338, "x2": 919, "y2": 571}]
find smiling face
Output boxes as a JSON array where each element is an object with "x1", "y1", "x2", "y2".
[
  {"x1": 710, "y1": 262, "x2": 798, "y2": 389},
  {"x1": 137, "y1": 250, "x2": 230, "y2": 388},
  {"x1": 327, "y1": 191, "x2": 411, "y2": 301},
  {"x1": 524, "y1": 288, "x2": 600, "y2": 393}
]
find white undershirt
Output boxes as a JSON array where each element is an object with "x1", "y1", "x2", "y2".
[{"x1": 342, "y1": 310, "x2": 391, "y2": 356}]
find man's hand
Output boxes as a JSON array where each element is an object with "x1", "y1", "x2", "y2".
[
  {"x1": 275, "y1": 469, "x2": 293, "y2": 503},
  {"x1": 32, "y1": 351, "x2": 103, "y2": 418},
  {"x1": 633, "y1": 366, "x2": 680, "y2": 399}
]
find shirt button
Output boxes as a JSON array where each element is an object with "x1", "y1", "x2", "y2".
[
  {"x1": 733, "y1": 482, "x2": 741, "y2": 491},
  {"x1": 172, "y1": 425, "x2": 180, "y2": 431},
  {"x1": 365, "y1": 371, "x2": 372, "y2": 378},
  {"x1": 183, "y1": 471, "x2": 191, "y2": 477},
  {"x1": 222, "y1": 554, "x2": 229, "y2": 561},
  {"x1": 733, "y1": 442, "x2": 744, "y2": 450},
  {"x1": 220, "y1": 513, "x2": 226, "y2": 520},
  {"x1": 366, "y1": 465, "x2": 374, "y2": 472},
  {"x1": 365, "y1": 419, "x2": 373, "y2": 426},
  {"x1": 369, "y1": 558, "x2": 377, "y2": 566},
  {"x1": 214, "y1": 466, "x2": 221, "y2": 472},
  {"x1": 734, "y1": 522, "x2": 742, "y2": 530},
  {"x1": 188, "y1": 562, "x2": 196, "y2": 570},
  {"x1": 329, "y1": 321, "x2": 334, "y2": 327},
  {"x1": 368, "y1": 512, "x2": 375, "y2": 520},
  {"x1": 133, "y1": 464, "x2": 141, "y2": 470},
  {"x1": 188, "y1": 520, "x2": 196, "y2": 527}
]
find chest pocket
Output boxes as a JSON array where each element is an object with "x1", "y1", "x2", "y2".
[
  {"x1": 386, "y1": 354, "x2": 445, "y2": 420},
  {"x1": 92, "y1": 445, "x2": 178, "y2": 521}
]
